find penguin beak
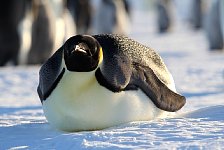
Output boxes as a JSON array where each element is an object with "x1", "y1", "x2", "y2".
[
  {"x1": 72, "y1": 43, "x2": 93, "y2": 57},
  {"x1": 73, "y1": 45, "x2": 87, "y2": 54}
]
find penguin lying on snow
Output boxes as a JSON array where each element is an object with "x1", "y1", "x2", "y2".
[{"x1": 37, "y1": 34, "x2": 186, "y2": 132}]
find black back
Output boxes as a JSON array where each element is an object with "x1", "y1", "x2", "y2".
[{"x1": 94, "y1": 34, "x2": 186, "y2": 112}]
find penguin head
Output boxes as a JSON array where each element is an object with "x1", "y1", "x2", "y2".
[{"x1": 63, "y1": 35, "x2": 103, "y2": 72}]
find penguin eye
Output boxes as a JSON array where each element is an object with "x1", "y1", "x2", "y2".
[
  {"x1": 84, "y1": 41, "x2": 97, "y2": 57},
  {"x1": 87, "y1": 49, "x2": 93, "y2": 56}
]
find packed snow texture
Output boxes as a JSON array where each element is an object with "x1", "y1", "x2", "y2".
[{"x1": 0, "y1": 3, "x2": 224, "y2": 150}]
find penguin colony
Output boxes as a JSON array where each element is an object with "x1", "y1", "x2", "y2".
[{"x1": 37, "y1": 34, "x2": 186, "y2": 132}]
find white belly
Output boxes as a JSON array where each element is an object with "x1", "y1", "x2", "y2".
[{"x1": 43, "y1": 70, "x2": 170, "y2": 132}]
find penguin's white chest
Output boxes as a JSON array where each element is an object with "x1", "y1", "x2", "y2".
[{"x1": 42, "y1": 70, "x2": 169, "y2": 131}]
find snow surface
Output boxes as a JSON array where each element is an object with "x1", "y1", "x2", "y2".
[{"x1": 0, "y1": 3, "x2": 224, "y2": 150}]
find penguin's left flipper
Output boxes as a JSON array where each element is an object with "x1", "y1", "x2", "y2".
[{"x1": 130, "y1": 64, "x2": 186, "y2": 112}]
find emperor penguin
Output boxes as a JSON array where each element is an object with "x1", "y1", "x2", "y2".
[
  {"x1": 37, "y1": 34, "x2": 186, "y2": 132},
  {"x1": 0, "y1": 0, "x2": 27, "y2": 66},
  {"x1": 27, "y1": 0, "x2": 55, "y2": 64},
  {"x1": 156, "y1": 0, "x2": 171, "y2": 33},
  {"x1": 92, "y1": 0, "x2": 130, "y2": 34},
  {"x1": 205, "y1": 0, "x2": 223, "y2": 50}
]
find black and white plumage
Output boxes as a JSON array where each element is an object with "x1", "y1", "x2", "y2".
[
  {"x1": 93, "y1": 0, "x2": 130, "y2": 34},
  {"x1": 37, "y1": 34, "x2": 186, "y2": 131},
  {"x1": 205, "y1": 0, "x2": 223, "y2": 50}
]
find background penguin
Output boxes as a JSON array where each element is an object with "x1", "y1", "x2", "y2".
[
  {"x1": 205, "y1": 0, "x2": 223, "y2": 50},
  {"x1": 0, "y1": 0, "x2": 27, "y2": 66},
  {"x1": 37, "y1": 34, "x2": 186, "y2": 132},
  {"x1": 19, "y1": 0, "x2": 76, "y2": 65},
  {"x1": 27, "y1": 0, "x2": 55, "y2": 64},
  {"x1": 221, "y1": 0, "x2": 224, "y2": 44},
  {"x1": 189, "y1": 0, "x2": 202, "y2": 30},
  {"x1": 66, "y1": 0, "x2": 92, "y2": 34},
  {"x1": 92, "y1": 0, "x2": 130, "y2": 34},
  {"x1": 156, "y1": 0, "x2": 171, "y2": 33}
]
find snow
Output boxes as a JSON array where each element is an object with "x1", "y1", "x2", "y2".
[{"x1": 0, "y1": 3, "x2": 224, "y2": 150}]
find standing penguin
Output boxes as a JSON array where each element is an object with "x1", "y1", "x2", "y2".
[
  {"x1": 156, "y1": 0, "x2": 171, "y2": 33},
  {"x1": 205, "y1": 0, "x2": 223, "y2": 50},
  {"x1": 27, "y1": 0, "x2": 55, "y2": 64},
  {"x1": 0, "y1": 0, "x2": 27, "y2": 66},
  {"x1": 37, "y1": 34, "x2": 185, "y2": 132},
  {"x1": 190, "y1": 0, "x2": 202, "y2": 29},
  {"x1": 66, "y1": 0, "x2": 92, "y2": 34},
  {"x1": 93, "y1": 0, "x2": 130, "y2": 34}
]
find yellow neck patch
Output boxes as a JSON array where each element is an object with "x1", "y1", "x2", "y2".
[{"x1": 99, "y1": 47, "x2": 103, "y2": 65}]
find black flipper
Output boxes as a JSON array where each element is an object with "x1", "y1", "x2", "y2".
[
  {"x1": 37, "y1": 47, "x2": 64, "y2": 103},
  {"x1": 131, "y1": 63, "x2": 186, "y2": 112}
]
